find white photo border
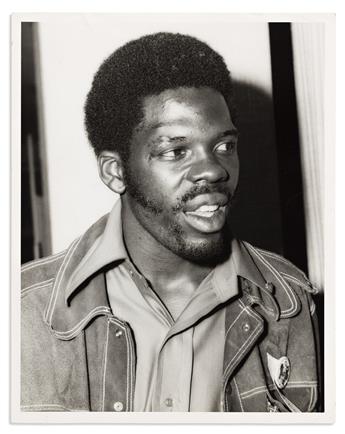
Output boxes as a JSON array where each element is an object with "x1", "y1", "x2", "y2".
[{"x1": 10, "y1": 12, "x2": 336, "y2": 424}]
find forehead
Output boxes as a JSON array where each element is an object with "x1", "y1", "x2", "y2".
[{"x1": 139, "y1": 87, "x2": 233, "y2": 131}]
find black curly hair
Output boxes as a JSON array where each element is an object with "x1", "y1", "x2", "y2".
[{"x1": 84, "y1": 32, "x2": 235, "y2": 160}]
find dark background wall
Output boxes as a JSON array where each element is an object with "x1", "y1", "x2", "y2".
[{"x1": 229, "y1": 23, "x2": 308, "y2": 275}]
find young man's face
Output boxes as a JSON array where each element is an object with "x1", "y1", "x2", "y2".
[{"x1": 123, "y1": 86, "x2": 239, "y2": 263}]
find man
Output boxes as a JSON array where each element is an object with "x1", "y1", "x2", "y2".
[{"x1": 21, "y1": 32, "x2": 320, "y2": 412}]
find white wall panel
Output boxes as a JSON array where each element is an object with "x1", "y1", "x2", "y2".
[{"x1": 291, "y1": 23, "x2": 325, "y2": 289}]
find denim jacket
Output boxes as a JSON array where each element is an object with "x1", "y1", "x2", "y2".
[{"x1": 21, "y1": 214, "x2": 320, "y2": 412}]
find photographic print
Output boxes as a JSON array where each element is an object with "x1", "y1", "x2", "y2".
[{"x1": 11, "y1": 13, "x2": 335, "y2": 423}]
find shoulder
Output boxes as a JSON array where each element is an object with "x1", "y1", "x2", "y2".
[
  {"x1": 247, "y1": 242, "x2": 319, "y2": 295},
  {"x1": 21, "y1": 250, "x2": 72, "y2": 347},
  {"x1": 21, "y1": 250, "x2": 67, "y2": 300}
]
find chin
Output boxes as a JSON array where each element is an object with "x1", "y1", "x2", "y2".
[
  {"x1": 174, "y1": 235, "x2": 232, "y2": 266},
  {"x1": 163, "y1": 220, "x2": 233, "y2": 265}
]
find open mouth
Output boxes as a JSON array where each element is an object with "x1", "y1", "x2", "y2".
[
  {"x1": 183, "y1": 202, "x2": 228, "y2": 234},
  {"x1": 185, "y1": 204, "x2": 223, "y2": 218}
]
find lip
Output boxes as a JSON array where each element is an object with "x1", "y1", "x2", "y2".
[
  {"x1": 183, "y1": 204, "x2": 228, "y2": 234},
  {"x1": 183, "y1": 193, "x2": 229, "y2": 213}
]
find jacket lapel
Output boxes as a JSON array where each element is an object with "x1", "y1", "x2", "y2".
[{"x1": 223, "y1": 296, "x2": 264, "y2": 386}]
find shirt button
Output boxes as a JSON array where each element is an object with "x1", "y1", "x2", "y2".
[
  {"x1": 242, "y1": 322, "x2": 251, "y2": 332},
  {"x1": 113, "y1": 401, "x2": 124, "y2": 411},
  {"x1": 115, "y1": 329, "x2": 123, "y2": 338},
  {"x1": 164, "y1": 398, "x2": 173, "y2": 408},
  {"x1": 265, "y1": 282, "x2": 274, "y2": 293}
]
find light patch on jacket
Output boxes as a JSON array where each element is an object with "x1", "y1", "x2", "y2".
[{"x1": 267, "y1": 353, "x2": 290, "y2": 389}]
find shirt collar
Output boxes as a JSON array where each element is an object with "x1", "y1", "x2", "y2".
[{"x1": 65, "y1": 199, "x2": 127, "y2": 302}]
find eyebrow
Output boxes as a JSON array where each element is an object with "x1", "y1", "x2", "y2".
[
  {"x1": 157, "y1": 136, "x2": 187, "y2": 143},
  {"x1": 148, "y1": 120, "x2": 238, "y2": 134},
  {"x1": 155, "y1": 128, "x2": 239, "y2": 143},
  {"x1": 220, "y1": 128, "x2": 239, "y2": 138}
]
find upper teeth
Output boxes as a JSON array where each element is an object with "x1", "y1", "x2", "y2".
[{"x1": 197, "y1": 205, "x2": 219, "y2": 212}]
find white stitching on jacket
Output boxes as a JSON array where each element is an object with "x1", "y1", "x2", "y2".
[
  {"x1": 48, "y1": 237, "x2": 84, "y2": 323},
  {"x1": 225, "y1": 309, "x2": 246, "y2": 339},
  {"x1": 240, "y1": 381, "x2": 318, "y2": 399},
  {"x1": 109, "y1": 318, "x2": 134, "y2": 411},
  {"x1": 233, "y1": 377, "x2": 244, "y2": 411},
  {"x1": 223, "y1": 301, "x2": 263, "y2": 380},
  {"x1": 21, "y1": 279, "x2": 54, "y2": 297},
  {"x1": 44, "y1": 237, "x2": 81, "y2": 324},
  {"x1": 124, "y1": 326, "x2": 130, "y2": 411},
  {"x1": 245, "y1": 243, "x2": 298, "y2": 316},
  {"x1": 22, "y1": 278, "x2": 54, "y2": 294},
  {"x1": 307, "y1": 386, "x2": 314, "y2": 412},
  {"x1": 281, "y1": 272, "x2": 318, "y2": 295},
  {"x1": 256, "y1": 248, "x2": 307, "y2": 278},
  {"x1": 126, "y1": 326, "x2": 135, "y2": 411},
  {"x1": 21, "y1": 250, "x2": 66, "y2": 272},
  {"x1": 247, "y1": 244, "x2": 296, "y2": 313},
  {"x1": 224, "y1": 325, "x2": 263, "y2": 382},
  {"x1": 101, "y1": 320, "x2": 110, "y2": 411},
  {"x1": 21, "y1": 403, "x2": 86, "y2": 411},
  {"x1": 52, "y1": 307, "x2": 112, "y2": 340}
]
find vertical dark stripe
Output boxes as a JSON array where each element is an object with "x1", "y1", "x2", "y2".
[
  {"x1": 21, "y1": 23, "x2": 43, "y2": 195},
  {"x1": 21, "y1": 23, "x2": 35, "y2": 263},
  {"x1": 269, "y1": 23, "x2": 308, "y2": 274},
  {"x1": 21, "y1": 22, "x2": 49, "y2": 263}
]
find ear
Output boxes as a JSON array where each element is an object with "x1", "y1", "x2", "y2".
[{"x1": 97, "y1": 151, "x2": 126, "y2": 195}]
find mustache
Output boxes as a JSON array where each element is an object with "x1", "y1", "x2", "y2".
[{"x1": 173, "y1": 184, "x2": 234, "y2": 212}]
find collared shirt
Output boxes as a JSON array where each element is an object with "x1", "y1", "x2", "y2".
[{"x1": 66, "y1": 199, "x2": 261, "y2": 411}]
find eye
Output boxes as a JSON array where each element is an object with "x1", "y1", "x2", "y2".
[
  {"x1": 214, "y1": 141, "x2": 237, "y2": 154},
  {"x1": 159, "y1": 148, "x2": 188, "y2": 161}
]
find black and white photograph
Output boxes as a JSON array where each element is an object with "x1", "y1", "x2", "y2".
[{"x1": 11, "y1": 12, "x2": 335, "y2": 423}]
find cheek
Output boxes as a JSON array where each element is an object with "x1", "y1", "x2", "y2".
[
  {"x1": 148, "y1": 163, "x2": 183, "y2": 192},
  {"x1": 136, "y1": 167, "x2": 177, "y2": 208}
]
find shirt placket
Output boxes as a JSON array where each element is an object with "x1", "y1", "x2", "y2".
[{"x1": 153, "y1": 328, "x2": 194, "y2": 411}]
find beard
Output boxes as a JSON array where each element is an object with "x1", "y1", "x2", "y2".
[
  {"x1": 123, "y1": 165, "x2": 235, "y2": 265},
  {"x1": 162, "y1": 218, "x2": 233, "y2": 266}
]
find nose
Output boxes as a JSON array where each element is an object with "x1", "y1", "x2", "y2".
[{"x1": 187, "y1": 152, "x2": 229, "y2": 184}]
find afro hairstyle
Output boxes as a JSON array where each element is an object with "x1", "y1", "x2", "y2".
[{"x1": 84, "y1": 32, "x2": 235, "y2": 160}]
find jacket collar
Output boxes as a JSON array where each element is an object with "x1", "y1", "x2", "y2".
[
  {"x1": 44, "y1": 200, "x2": 126, "y2": 339},
  {"x1": 64, "y1": 199, "x2": 127, "y2": 303},
  {"x1": 44, "y1": 200, "x2": 300, "y2": 339},
  {"x1": 240, "y1": 241, "x2": 301, "y2": 319}
]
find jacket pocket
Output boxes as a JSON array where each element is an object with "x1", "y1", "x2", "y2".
[{"x1": 268, "y1": 384, "x2": 319, "y2": 412}]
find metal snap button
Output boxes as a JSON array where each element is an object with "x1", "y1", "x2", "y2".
[
  {"x1": 113, "y1": 401, "x2": 124, "y2": 411},
  {"x1": 242, "y1": 322, "x2": 251, "y2": 332},
  {"x1": 164, "y1": 398, "x2": 173, "y2": 407},
  {"x1": 115, "y1": 329, "x2": 123, "y2": 338},
  {"x1": 265, "y1": 282, "x2": 274, "y2": 293}
]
